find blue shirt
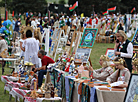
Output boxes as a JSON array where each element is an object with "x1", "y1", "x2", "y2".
[
  {"x1": 38, "y1": 25, "x2": 43, "y2": 32},
  {"x1": 26, "y1": 12, "x2": 28, "y2": 17},
  {"x1": 12, "y1": 20, "x2": 15, "y2": 30}
]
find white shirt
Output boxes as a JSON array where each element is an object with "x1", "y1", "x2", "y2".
[
  {"x1": 31, "y1": 20, "x2": 37, "y2": 29},
  {"x1": 19, "y1": 39, "x2": 25, "y2": 57},
  {"x1": 115, "y1": 41, "x2": 133, "y2": 58},
  {"x1": 72, "y1": 19, "x2": 77, "y2": 26}
]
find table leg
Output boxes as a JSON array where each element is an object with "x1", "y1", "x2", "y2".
[
  {"x1": 15, "y1": 96, "x2": 17, "y2": 102},
  {"x1": 4, "y1": 89, "x2": 6, "y2": 94},
  {"x1": 14, "y1": 61, "x2": 17, "y2": 73},
  {"x1": 9, "y1": 94, "x2": 12, "y2": 101},
  {"x1": 4, "y1": 83, "x2": 6, "y2": 94},
  {"x1": 2, "y1": 60, "x2": 4, "y2": 74},
  {"x1": 11, "y1": 68, "x2": 15, "y2": 74}
]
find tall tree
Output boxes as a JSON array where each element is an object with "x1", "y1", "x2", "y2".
[
  {"x1": 0, "y1": 0, "x2": 47, "y2": 14},
  {"x1": 59, "y1": 0, "x2": 66, "y2": 4}
]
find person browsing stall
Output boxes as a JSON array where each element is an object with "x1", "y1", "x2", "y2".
[
  {"x1": 0, "y1": 34, "x2": 8, "y2": 67},
  {"x1": 85, "y1": 55, "x2": 113, "y2": 81},
  {"x1": 0, "y1": 34, "x2": 8, "y2": 53},
  {"x1": 34, "y1": 49, "x2": 55, "y2": 87},
  {"x1": 106, "y1": 57, "x2": 130, "y2": 88},
  {"x1": 22, "y1": 27, "x2": 39, "y2": 66},
  {"x1": 114, "y1": 30, "x2": 133, "y2": 72}
]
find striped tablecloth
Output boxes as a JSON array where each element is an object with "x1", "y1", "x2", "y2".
[
  {"x1": 1, "y1": 75, "x2": 19, "y2": 83},
  {"x1": 9, "y1": 88, "x2": 30, "y2": 101},
  {"x1": 4, "y1": 81, "x2": 24, "y2": 91}
]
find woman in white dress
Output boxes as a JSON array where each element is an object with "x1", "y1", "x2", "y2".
[{"x1": 22, "y1": 29, "x2": 39, "y2": 65}]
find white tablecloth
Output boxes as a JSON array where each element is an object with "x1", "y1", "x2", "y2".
[
  {"x1": 96, "y1": 88, "x2": 126, "y2": 102},
  {"x1": 0, "y1": 58, "x2": 18, "y2": 72}
]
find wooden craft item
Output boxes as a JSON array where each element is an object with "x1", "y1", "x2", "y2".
[
  {"x1": 44, "y1": 72, "x2": 51, "y2": 88},
  {"x1": 45, "y1": 91, "x2": 51, "y2": 98},
  {"x1": 18, "y1": 78, "x2": 21, "y2": 83},
  {"x1": 54, "y1": 88, "x2": 58, "y2": 97},
  {"x1": 40, "y1": 84, "x2": 45, "y2": 93},
  {"x1": 34, "y1": 82, "x2": 36, "y2": 90},
  {"x1": 30, "y1": 90, "x2": 39, "y2": 99}
]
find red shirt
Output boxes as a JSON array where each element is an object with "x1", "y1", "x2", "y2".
[{"x1": 41, "y1": 55, "x2": 55, "y2": 66}]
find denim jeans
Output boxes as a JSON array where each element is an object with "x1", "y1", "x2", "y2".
[{"x1": 38, "y1": 70, "x2": 47, "y2": 87}]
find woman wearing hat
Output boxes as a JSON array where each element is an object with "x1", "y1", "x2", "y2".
[
  {"x1": 114, "y1": 30, "x2": 133, "y2": 72},
  {"x1": 106, "y1": 57, "x2": 130, "y2": 88},
  {"x1": 85, "y1": 55, "x2": 113, "y2": 81}
]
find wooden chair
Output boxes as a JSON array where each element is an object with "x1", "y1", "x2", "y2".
[
  {"x1": 99, "y1": 34, "x2": 106, "y2": 43},
  {"x1": 98, "y1": 33, "x2": 112, "y2": 43}
]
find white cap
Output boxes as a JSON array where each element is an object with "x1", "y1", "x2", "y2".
[{"x1": 45, "y1": 17, "x2": 48, "y2": 19}]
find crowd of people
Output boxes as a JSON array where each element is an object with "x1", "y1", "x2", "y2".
[
  {"x1": 11, "y1": 12, "x2": 138, "y2": 37},
  {"x1": 0, "y1": 11, "x2": 138, "y2": 89}
]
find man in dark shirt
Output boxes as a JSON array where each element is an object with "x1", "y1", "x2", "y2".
[
  {"x1": 37, "y1": 22, "x2": 43, "y2": 33},
  {"x1": 34, "y1": 49, "x2": 55, "y2": 87},
  {"x1": 14, "y1": 17, "x2": 21, "y2": 37}
]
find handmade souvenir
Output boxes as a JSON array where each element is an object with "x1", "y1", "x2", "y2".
[
  {"x1": 30, "y1": 90, "x2": 39, "y2": 99},
  {"x1": 30, "y1": 74, "x2": 38, "y2": 90},
  {"x1": 81, "y1": 70, "x2": 89, "y2": 78},
  {"x1": 18, "y1": 78, "x2": 21, "y2": 83},
  {"x1": 51, "y1": 87, "x2": 55, "y2": 98},
  {"x1": 45, "y1": 91, "x2": 51, "y2": 98},
  {"x1": 40, "y1": 83, "x2": 45, "y2": 93},
  {"x1": 78, "y1": 64, "x2": 84, "y2": 73},
  {"x1": 54, "y1": 88, "x2": 58, "y2": 97}
]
